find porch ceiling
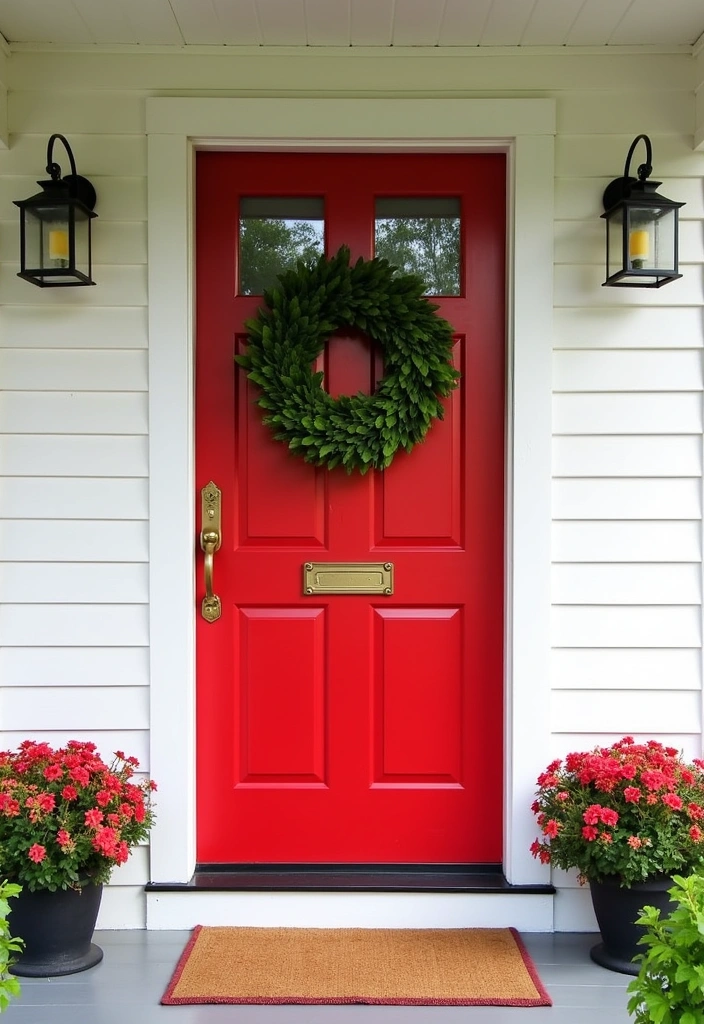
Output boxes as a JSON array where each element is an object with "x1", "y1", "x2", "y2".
[{"x1": 0, "y1": 0, "x2": 702, "y2": 49}]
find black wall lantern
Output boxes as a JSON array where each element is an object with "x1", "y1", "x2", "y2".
[
  {"x1": 14, "y1": 134, "x2": 97, "y2": 287},
  {"x1": 602, "y1": 134, "x2": 684, "y2": 288}
]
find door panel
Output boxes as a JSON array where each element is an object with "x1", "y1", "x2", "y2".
[{"x1": 196, "y1": 152, "x2": 506, "y2": 864}]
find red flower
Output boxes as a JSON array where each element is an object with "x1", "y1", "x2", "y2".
[
  {"x1": 543, "y1": 819, "x2": 560, "y2": 838},
  {"x1": 688, "y1": 803, "x2": 704, "y2": 820},
  {"x1": 92, "y1": 827, "x2": 118, "y2": 856},
  {"x1": 69, "y1": 767, "x2": 90, "y2": 787},
  {"x1": 56, "y1": 829, "x2": 71, "y2": 848},
  {"x1": 61, "y1": 785, "x2": 78, "y2": 801},
  {"x1": 662, "y1": 793, "x2": 683, "y2": 811},
  {"x1": 95, "y1": 789, "x2": 113, "y2": 808},
  {"x1": 133, "y1": 801, "x2": 146, "y2": 824},
  {"x1": 599, "y1": 832, "x2": 613, "y2": 844},
  {"x1": 641, "y1": 770, "x2": 667, "y2": 792},
  {"x1": 599, "y1": 807, "x2": 619, "y2": 826},
  {"x1": 690, "y1": 826, "x2": 704, "y2": 843},
  {"x1": 37, "y1": 792, "x2": 55, "y2": 813},
  {"x1": 582, "y1": 826, "x2": 599, "y2": 841},
  {"x1": 28, "y1": 844, "x2": 46, "y2": 863},
  {"x1": 624, "y1": 787, "x2": 642, "y2": 803},
  {"x1": 556, "y1": 791, "x2": 569, "y2": 801},
  {"x1": 4, "y1": 799, "x2": 20, "y2": 817},
  {"x1": 583, "y1": 805, "x2": 602, "y2": 825},
  {"x1": 43, "y1": 764, "x2": 62, "y2": 781},
  {"x1": 627, "y1": 836, "x2": 643, "y2": 849},
  {"x1": 114, "y1": 841, "x2": 129, "y2": 865},
  {"x1": 84, "y1": 808, "x2": 103, "y2": 828}
]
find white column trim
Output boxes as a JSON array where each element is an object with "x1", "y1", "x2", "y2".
[{"x1": 146, "y1": 97, "x2": 555, "y2": 885}]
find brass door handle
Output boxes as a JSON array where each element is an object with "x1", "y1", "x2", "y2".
[{"x1": 200, "y1": 481, "x2": 222, "y2": 622}]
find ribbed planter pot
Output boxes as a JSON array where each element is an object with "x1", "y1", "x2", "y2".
[
  {"x1": 589, "y1": 875, "x2": 674, "y2": 975},
  {"x1": 10, "y1": 882, "x2": 103, "y2": 977}
]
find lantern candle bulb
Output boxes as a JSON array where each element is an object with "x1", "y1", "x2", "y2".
[
  {"x1": 48, "y1": 228, "x2": 69, "y2": 266},
  {"x1": 629, "y1": 229, "x2": 649, "y2": 269}
]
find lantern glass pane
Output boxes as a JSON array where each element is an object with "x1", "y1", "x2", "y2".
[
  {"x1": 606, "y1": 207, "x2": 625, "y2": 279},
  {"x1": 23, "y1": 208, "x2": 46, "y2": 271},
  {"x1": 73, "y1": 207, "x2": 91, "y2": 280}
]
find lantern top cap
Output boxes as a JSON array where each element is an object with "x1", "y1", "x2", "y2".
[{"x1": 602, "y1": 134, "x2": 685, "y2": 215}]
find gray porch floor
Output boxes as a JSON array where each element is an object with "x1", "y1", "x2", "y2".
[{"x1": 7, "y1": 930, "x2": 632, "y2": 1024}]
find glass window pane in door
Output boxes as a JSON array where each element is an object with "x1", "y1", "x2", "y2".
[
  {"x1": 374, "y1": 197, "x2": 461, "y2": 296},
  {"x1": 239, "y1": 197, "x2": 325, "y2": 295}
]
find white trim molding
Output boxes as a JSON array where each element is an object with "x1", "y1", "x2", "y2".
[{"x1": 146, "y1": 97, "x2": 555, "y2": 889}]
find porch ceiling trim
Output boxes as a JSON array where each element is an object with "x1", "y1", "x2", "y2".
[{"x1": 146, "y1": 96, "x2": 555, "y2": 887}]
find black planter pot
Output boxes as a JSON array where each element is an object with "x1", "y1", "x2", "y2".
[
  {"x1": 9, "y1": 883, "x2": 103, "y2": 977},
  {"x1": 589, "y1": 875, "x2": 674, "y2": 975}
]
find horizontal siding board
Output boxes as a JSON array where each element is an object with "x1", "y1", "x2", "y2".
[
  {"x1": 0, "y1": 265, "x2": 147, "y2": 307},
  {"x1": 108, "y1": 846, "x2": 149, "y2": 888},
  {"x1": 552, "y1": 736, "x2": 703, "y2": 759},
  {"x1": 553, "y1": 350, "x2": 703, "y2": 392},
  {"x1": 552, "y1": 479, "x2": 701, "y2": 520},
  {"x1": 554, "y1": 264, "x2": 704, "y2": 307},
  {"x1": 96, "y1": 885, "x2": 145, "y2": 929},
  {"x1": 0, "y1": 220, "x2": 148, "y2": 266},
  {"x1": 0, "y1": 686, "x2": 149, "y2": 730},
  {"x1": 0, "y1": 604, "x2": 150, "y2": 646},
  {"x1": 552, "y1": 521, "x2": 701, "y2": 562},
  {"x1": 553, "y1": 308, "x2": 704, "y2": 351},
  {"x1": 8, "y1": 92, "x2": 146, "y2": 135},
  {"x1": 0, "y1": 134, "x2": 147, "y2": 177},
  {"x1": 556, "y1": 134, "x2": 704, "y2": 179},
  {"x1": 0, "y1": 478, "x2": 148, "y2": 519},
  {"x1": 0, "y1": 176, "x2": 146, "y2": 223},
  {"x1": 556, "y1": 92, "x2": 693, "y2": 136},
  {"x1": 0, "y1": 306, "x2": 148, "y2": 349},
  {"x1": 0, "y1": 730, "x2": 149, "y2": 767},
  {"x1": 552, "y1": 564, "x2": 702, "y2": 605},
  {"x1": 551, "y1": 690, "x2": 701, "y2": 734},
  {"x1": 0, "y1": 521, "x2": 149, "y2": 561},
  {"x1": 554, "y1": 218, "x2": 704, "y2": 267},
  {"x1": 0, "y1": 602, "x2": 149, "y2": 643},
  {"x1": 0, "y1": 647, "x2": 149, "y2": 687},
  {"x1": 0, "y1": 392, "x2": 148, "y2": 434},
  {"x1": 555, "y1": 177, "x2": 704, "y2": 222},
  {"x1": 553, "y1": 393, "x2": 703, "y2": 434},
  {"x1": 0, "y1": 562, "x2": 149, "y2": 603},
  {"x1": 552, "y1": 606, "x2": 701, "y2": 648},
  {"x1": 552, "y1": 648, "x2": 701, "y2": 690},
  {"x1": 553, "y1": 436, "x2": 702, "y2": 477},
  {"x1": 0, "y1": 350, "x2": 147, "y2": 390},
  {"x1": 0, "y1": 436, "x2": 148, "y2": 476}
]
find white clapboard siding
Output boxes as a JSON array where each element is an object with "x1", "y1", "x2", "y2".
[
  {"x1": 554, "y1": 350, "x2": 703, "y2": 392},
  {"x1": 553, "y1": 436, "x2": 702, "y2": 477},
  {"x1": 0, "y1": 392, "x2": 148, "y2": 434},
  {"x1": 0, "y1": 604, "x2": 150, "y2": 647},
  {"x1": 551, "y1": 648, "x2": 701, "y2": 690},
  {"x1": 8, "y1": 92, "x2": 146, "y2": 135},
  {"x1": 0, "y1": 521, "x2": 149, "y2": 562},
  {"x1": 0, "y1": 731, "x2": 150, "y2": 768},
  {"x1": 0, "y1": 436, "x2": 148, "y2": 476},
  {"x1": 0, "y1": 686, "x2": 149, "y2": 730},
  {"x1": 553, "y1": 308, "x2": 704, "y2": 350},
  {"x1": 555, "y1": 265, "x2": 704, "y2": 307},
  {"x1": 552, "y1": 479, "x2": 701, "y2": 520},
  {"x1": 0, "y1": 265, "x2": 147, "y2": 306},
  {"x1": 555, "y1": 177, "x2": 704, "y2": 222},
  {"x1": 0, "y1": 349, "x2": 147, "y2": 390},
  {"x1": 0, "y1": 306, "x2": 148, "y2": 348},
  {"x1": 0, "y1": 176, "x2": 146, "y2": 223},
  {"x1": 552, "y1": 690, "x2": 702, "y2": 735},
  {"x1": 0, "y1": 563, "x2": 149, "y2": 604},
  {"x1": 0, "y1": 134, "x2": 147, "y2": 177},
  {"x1": 551, "y1": 735, "x2": 703, "y2": 760},
  {"x1": 0, "y1": 220, "x2": 148, "y2": 265},
  {"x1": 0, "y1": 647, "x2": 149, "y2": 687},
  {"x1": 0, "y1": 478, "x2": 148, "y2": 519},
  {"x1": 556, "y1": 135, "x2": 704, "y2": 178},
  {"x1": 553, "y1": 393, "x2": 703, "y2": 435},
  {"x1": 552, "y1": 605, "x2": 702, "y2": 648},
  {"x1": 552, "y1": 564, "x2": 702, "y2": 605},
  {"x1": 556, "y1": 92, "x2": 693, "y2": 136},
  {"x1": 97, "y1": 886, "x2": 145, "y2": 929},
  {"x1": 554, "y1": 219, "x2": 704, "y2": 267},
  {"x1": 553, "y1": 522, "x2": 701, "y2": 563}
]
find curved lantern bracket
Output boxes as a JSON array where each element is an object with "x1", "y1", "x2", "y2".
[{"x1": 45, "y1": 133, "x2": 97, "y2": 212}]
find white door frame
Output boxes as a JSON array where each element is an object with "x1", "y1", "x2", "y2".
[{"x1": 146, "y1": 97, "x2": 555, "y2": 887}]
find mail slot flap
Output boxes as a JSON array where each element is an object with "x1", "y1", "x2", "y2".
[{"x1": 303, "y1": 562, "x2": 394, "y2": 595}]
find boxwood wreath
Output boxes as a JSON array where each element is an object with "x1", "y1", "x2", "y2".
[{"x1": 237, "y1": 245, "x2": 460, "y2": 473}]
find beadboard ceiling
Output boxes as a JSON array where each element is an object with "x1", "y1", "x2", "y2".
[{"x1": 0, "y1": 0, "x2": 702, "y2": 49}]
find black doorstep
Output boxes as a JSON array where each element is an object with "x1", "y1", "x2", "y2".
[{"x1": 145, "y1": 864, "x2": 554, "y2": 894}]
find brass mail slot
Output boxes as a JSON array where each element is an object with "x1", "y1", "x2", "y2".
[{"x1": 303, "y1": 562, "x2": 394, "y2": 596}]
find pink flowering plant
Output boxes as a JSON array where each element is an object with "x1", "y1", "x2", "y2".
[
  {"x1": 0, "y1": 740, "x2": 156, "y2": 892},
  {"x1": 530, "y1": 737, "x2": 704, "y2": 885}
]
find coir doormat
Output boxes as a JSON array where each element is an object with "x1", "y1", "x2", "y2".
[{"x1": 161, "y1": 926, "x2": 552, "y2": 1006}]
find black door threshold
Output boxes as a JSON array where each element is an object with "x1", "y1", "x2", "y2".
[{"x1": 146, "y1": 864, "x2": 554, "y2": 895}]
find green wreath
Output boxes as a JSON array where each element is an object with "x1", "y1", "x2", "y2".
[{"x1": 237, "y1": 245, "x2": 460, "y2": 474}]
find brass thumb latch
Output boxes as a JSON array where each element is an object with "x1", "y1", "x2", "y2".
[{"x1": 200, "y1": 481, "x2": 222, "y2": 623}]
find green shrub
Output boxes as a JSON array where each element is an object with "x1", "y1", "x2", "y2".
[
  {"x1": 0, "y1": 881, "x2": 23, "y2": 1012},
  {"x1": 628, "y1": 873, "x2": 704, "y2": 1024}
]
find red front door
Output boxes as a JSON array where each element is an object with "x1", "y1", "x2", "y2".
[{"x1": 196, "y1": 152, "x2": 505, "y2": 864}]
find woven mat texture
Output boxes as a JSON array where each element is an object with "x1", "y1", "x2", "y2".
[{"x1": 162, "y1": 926, "x2": 552, "y2": 1006}]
